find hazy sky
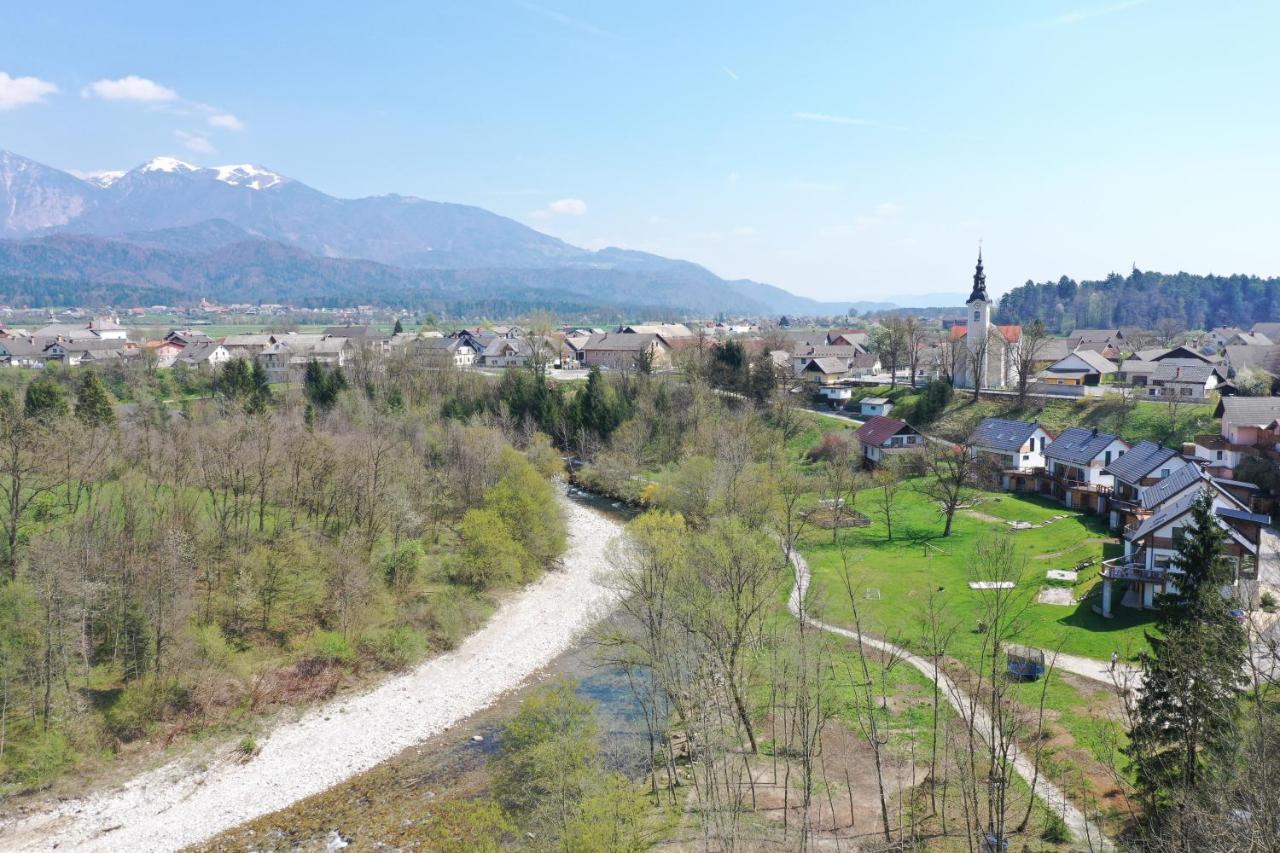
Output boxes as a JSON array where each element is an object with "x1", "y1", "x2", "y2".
[{"x1": 2, "y1": 1, "x2": 1277, "y2": 301}]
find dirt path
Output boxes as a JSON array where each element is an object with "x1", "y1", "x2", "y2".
[
  {"x1": 0, "y1": 493, "x2": 623, "y2": 853},
  {"x1": 787, "y1": 548, "x2": 1113, "y2": 851},
  {"x1": 1032, "y1": 538, "x2": 1113, "y2": 560}
]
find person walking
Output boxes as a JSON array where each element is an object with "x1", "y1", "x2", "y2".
[{"x1": 1110, "y1": 651, "x2": 1119, "y2": 672}]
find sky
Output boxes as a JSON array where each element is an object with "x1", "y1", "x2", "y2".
[{"x1": 2, "y1": 0, "x2": 1278, "y2": 303}]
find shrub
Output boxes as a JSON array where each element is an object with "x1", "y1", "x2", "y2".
[
  {"x1": 1262, "y1": 591, "x2": 1277, "y2": 612},
  {"x1": 3, "y1": 728, "x2": 77, "y2": 789},
  {"x1": 363, "y1": 625, "x2": 427, "y2": 670},
  {"x1": 307, "y1": 630, "x2": 355, "y2": 665},
  {"x1": 806, "y1": 432, "x2": 850, "y2": 463},
  {"x1": 1041, "y1": 810, "x2": 1071, "y2": 843},
  {"x1": 103, "y1": 681, "x2": 190, "y2": 743}
]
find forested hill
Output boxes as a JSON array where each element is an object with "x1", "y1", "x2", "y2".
[{"x1": 996, "y1": 269, "x2": 1280, "y2": 332}]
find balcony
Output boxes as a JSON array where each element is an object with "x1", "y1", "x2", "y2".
[{"x1": 1102, "y1": 553, "x2": 1182, "y2": 583}]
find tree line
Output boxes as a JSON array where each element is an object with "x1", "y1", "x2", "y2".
[{"x1": 997, "y1": 268, "x2": 1280, "y2": 332}]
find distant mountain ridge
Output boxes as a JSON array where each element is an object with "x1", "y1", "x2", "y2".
[{"x1": 0, "y1": 149, "x2": 907, "y2": 315}]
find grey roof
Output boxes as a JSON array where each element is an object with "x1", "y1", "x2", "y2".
[
  {"x1": 1119, "y1": 359, "x2": 1157, "y2": 374},
  {"x1": 1102, "y1": 440, "x2": 1180, "y2": 485},
  {"x1": 1069, "y1": 329, "x2": 1123, "y2": 343},
  {"x1": 1139, "y1": 464, "x2": 1206, "y2": 510},
  {"x1": 1217, "y1": 506, "x2": 1271, "y2": 526},
  {"x1": 1251, "y1": 322, "x2": 1280, "y2": 340},
  {"x1": 968, "y1": 417, "x2": 1042, "y2": 452},
  {"x1": 1128, "y1": 490, "x2": 1199, "y2": 541},
  {"x1": 1067, "y1": 348, "x2": 1120, "y2": 374},
  {"x1": 1235, "y1": 332, "x2": 1272, "y2": 346},
  {"x1": 1215, "y1": 396, "x2": 1280, "y2": 427},
  {"x1": 861, "y1": 396, "x2": 890, "y2": 405},
  {"x1": 1044, "y1": 426, "x2": 1123, "y2": 466},
  {"x1": 582, "y1": 332, "x2": 664, "y2": 352},
  {"x1": 482, "y1": 337, "x2": 533, "y2": 358},
  {"x1": 802, "y1": 357, "x2": 847, "y2": 375},
  {"x1": 1153, "y1": 361, "x2": 1223, "y2": 384},
  {"x1": 176, "y1": 341, "x2": 226, "y2": 363},
  {"x1": 1035, "y1": 338, "x2": 1073, "y2": 362},
  {"x1": 1225, "y1": 344, "x2": 1280, "y2": 375},
  {"x1": 1133, "y1": 348, "x2": 1167, "y2": 362},
  {"x1": 849, "y1": 351, "x2": 881, "y2": 369}
]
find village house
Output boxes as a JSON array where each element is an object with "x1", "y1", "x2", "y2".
[
  {"x1": 1067, "y1": 328, "x2": 1125, "y2": 359},
  {"x1": 258, "y1": 336, "x2": 352, "y2": 383},
  {"x1": 847, "y1": 351, "x2": 883, "y2": 378},
  {"x1": 854, "y1": 416, "x2": 925, "y2": 468},
  {"x1": 1145, "y1": 359, "x2": 1227, "y2": 400},
  {"x1": 1101, "y1": 440, "x2": 1193, "y2": 530},
  {"x1": 1190, "y1": 396, "x2": 1280, "y2": 478},
  {"x1": 1040, "y1": 426, "x2": 1130, "y2": 512},
  {"x1": 1100, "y1": 483, "x2": 1267, "y2": 617},
  {"x1": 30, "y1": 317, "x2": 129, "y2": 344},
  {"x1": 859, "y1": 397, "x2": 893, "y2": 418},
  {"x1": 0, "y1": 338, "x2": 46, "y2": 368},
  {"x1": 174, "y1": 341, "x2": 231, "y2": 370},
  {"x1": 222, "y1": 333, "x2": 293, "y2": 360},
  {"x1": 816, "y1": 385, "x2": 854, "y2": 407},
  {"x1": 798, "y1": 357, "x2": 848, "y2": 385},
  {"x1": 580, "y1": 333, "x2": 672, "y2": 371},
  {"x1": 1037, "y1": 348, "x2": 1117, "y2": 387},
  {"x1": 967, "y1": 418, "x2": 1051, "y2": 484},
  {"x1": 323, "y1": 325, "x2": 394, "y2": 355},
  {"x1": 43, "y1": 338, "x2": 130, "y2": 366},
  {"x1": 414, "y1": 336, "x2": 477, "y2": 368},
  {"x1": 480, "y1": 336, "x2": 534, "y2": 368}
]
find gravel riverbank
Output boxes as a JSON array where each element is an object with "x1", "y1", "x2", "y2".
[{"x1": 0, "y1": 492, "x2": 623, "y2": 853}]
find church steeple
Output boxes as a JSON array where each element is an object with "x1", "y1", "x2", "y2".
[{"x1": 967, "y1": 242, "x2": 988, "y2": 304}]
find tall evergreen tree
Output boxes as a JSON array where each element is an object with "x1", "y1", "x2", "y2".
[
  {"x1": 74, "y1": 370, "x2": 116, "y2": 427},
  {"x1": 24, "y1": 377, "x2": 67, "y2": 421},
  {"x1": 1127, "y1": 493, "x2": 1248, "y2": 819}
]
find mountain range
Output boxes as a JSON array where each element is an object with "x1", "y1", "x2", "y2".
[{"x1": 0, "y1": 150, "x2": 951, "y2": 316}]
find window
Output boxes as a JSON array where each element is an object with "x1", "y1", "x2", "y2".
[
  {"x1": 1172, "y1": 526, "x2": 1186, "y2": 545},
  {"x1": 1105, "y1": 450, "x2": 1112, "y2": 465},
  {"x1": 1160, "y1": 468, "x2": 1170, "y2": 478},
  {"x1": 1216, "y1": 450, "x2": 1224, "y2": 461},
  {"x1": 974, "y1": 310, "x2": 981, "y2": 321}
]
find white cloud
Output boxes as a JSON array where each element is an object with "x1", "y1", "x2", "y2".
[
  {"x1": 208, "y1": 112, "x2": 245, "y2": 130},
  {"x1": 174, "y1": 130, "x2": 214, "y2": 154},
  {"x1": 0, "y1": 72, "x2": 58, "y2": 110},
  {"x1": 793, "y1": 111, "x2": 877, "y2": 126},
  {"x1": 721, "y1": 66, "x2": 739, "y2": 81},
  {"x1": 548, "y1": 198, "x2": 588, "y2": 216},
  {"x1": 83, "y1": 75, "x2": 178, "y2": 102},
  {"x1": 1049, "y1": 0, "x2": 1146, "y2": 25}
]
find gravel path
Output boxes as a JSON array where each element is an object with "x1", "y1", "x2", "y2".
[
  {"x1": 0, "y1": 493, "x2": 622, "y2": 853},
  {"x1": 786, "y1": 548, "x2": 1113, "y2": 851}
]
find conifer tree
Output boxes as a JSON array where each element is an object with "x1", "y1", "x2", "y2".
[{"x1": 1127, "y1": 492, "x2": 1248, "y2": 818}]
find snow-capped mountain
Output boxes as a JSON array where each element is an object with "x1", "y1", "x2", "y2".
[{"x1": 0, "y1": 149, "x2": 858, "y2": 315}]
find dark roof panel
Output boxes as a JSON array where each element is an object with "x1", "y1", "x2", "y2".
[{"x1": 968, "y1": 418, "x2": 1042, "y2": 452}]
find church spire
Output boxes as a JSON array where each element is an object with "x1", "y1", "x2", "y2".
[{"x1": 967, "y1": 241, "x2": 988, "y2": 304}]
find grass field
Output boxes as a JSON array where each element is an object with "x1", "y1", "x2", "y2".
[{"x1": 799, "y1": 483, "x2": 1148, "y2": 662}]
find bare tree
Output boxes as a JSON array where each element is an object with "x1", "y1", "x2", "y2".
[
  {"x1": 1013, "y1": 319, "x2": 1052, "y2": 407},
  {"x1": 871, "y1": 463, "x2": 902, "y2": 541},
  {"x1": 918, "y1": 440, "x2": 977, "y2": 536}
]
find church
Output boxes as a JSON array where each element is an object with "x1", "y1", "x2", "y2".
[{"x1": 951, "y1": 249, "x2": 1022, "y2": 390}]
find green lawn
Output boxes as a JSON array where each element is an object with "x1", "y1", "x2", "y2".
[
  {"x1": 926, "y1": 394, "x2": 1215, "y2": 448},
  {"x1": 799, "y1": 483, "x2": 1152, "y2": 664}
]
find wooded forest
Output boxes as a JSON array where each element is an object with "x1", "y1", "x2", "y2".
[{"x1": 996, "y1": 268, "x2": 1280, "y2": 331}]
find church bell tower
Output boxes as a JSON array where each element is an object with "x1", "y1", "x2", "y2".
[{"x1": 966, "y1": 244, "x2": 991, "y2": 383}]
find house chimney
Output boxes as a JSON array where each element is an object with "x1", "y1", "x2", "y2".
[{"x1": 1091, "y1": 427, "x2": 1098, "y2": 437}]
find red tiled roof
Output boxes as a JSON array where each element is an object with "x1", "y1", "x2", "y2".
[
  {"x1": 855, "y1": 415, "x2": 911, "y2": 447},
  {"x1": 949, "y1": 324, "x2": 1022, "y2": 343}
]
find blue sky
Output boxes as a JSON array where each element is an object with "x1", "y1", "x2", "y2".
[{"x1": 2, "y1": 1, "x2": 1277, "y2": 301}]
